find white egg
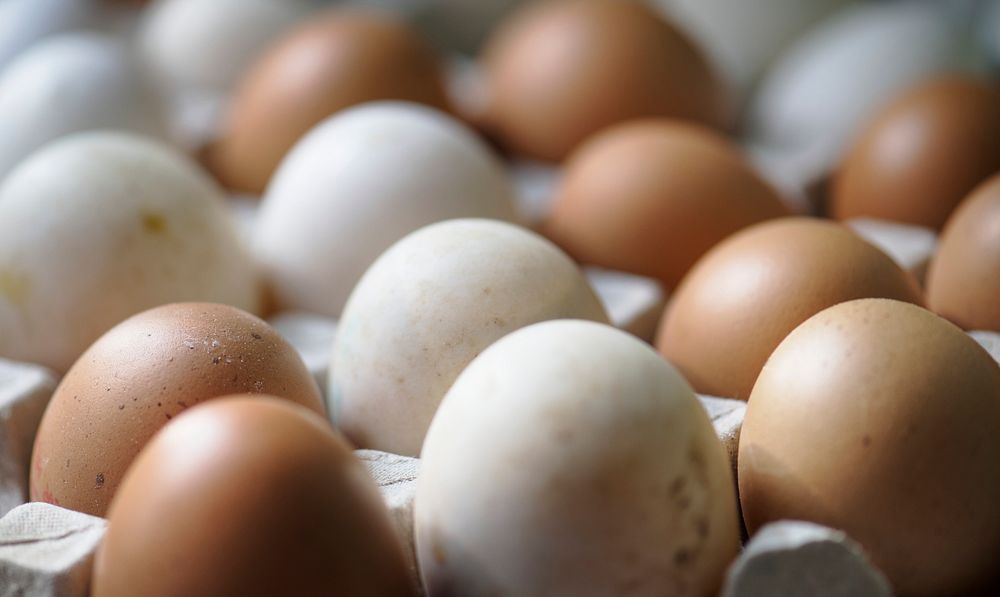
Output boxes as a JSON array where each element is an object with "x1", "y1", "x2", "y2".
[
  {"x1": 746, "y1": 2, "x2": 983, "y2": 175},
  {"x1": 0, "y1": 0, "x2": 98, "y2": 72},
  {"x1": 0, "y1": 32, "x2": 168, "y2": 184},
  {"x1": 139, "y1": 0, "x2": 313, "y2": 95},
  {"x1": 648, "y1": 0, "x2": 853, "y2": 95},
  {"x1": 0, "y1": 132, "x2": 260, "y2": 373},
  {"x1": 254, "y1": 101, "x2": 517, "y2": 318},
  {"x1": 415, "y1": 320, "x2": 740, "y2": 596},
  {"x1": 328, "y1": 219, "x2": 607, "y2": 457}
]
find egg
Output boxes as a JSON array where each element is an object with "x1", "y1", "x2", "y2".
[
  {"x1": 747, "y1": 2, "x2": 982, "y2": 175},
  {"x1": 254, "y1": 102, "x2": 517, "y2": 318},
  {"x1": 30, "y1": 302, "x2": 323, "y2": 517},
  {"x1": 329, "y1": 219, "x2": 608, "y2": 456},
  {"x1": 926, "y1": 174, "x2": 1000, "y2": 332},
  {"x1": 656, "y1": 218, "x2": 924, "y2": 400},
  {"x1": 0, "y1": 132, "x2": 260, "y2": 372},
  {"x1": 139, "y1": 0, "x2": 313, "y2": 95},
  {"x1": 479, "y1": 0, "x2": 728, "y2": 163},
  {"x1": 648, "y1": 0, "x2": 851, "y2": 94},
  {"x1": 92, "y1": 396, "x2": 412, "y2": 597},
  {"x1": 0, "y1": 32, "x2": 168, "y2": 182},
  {"x1": 204, "y1": 9, "x2": 451, "y2": 194},
  {"x1": 739, "y1": 299, "x2": 1000, "y2": 596},
  {"x1": 543, "y1": 120, "x2": 790, "y2": 291},
  {"x1": 416, "y1": 320, "x2": 739, "y2": 596},
  {"x1": 831, "y1": 77, "x2": 1000, "y2": 230},
  {"x1": 0, "y1": 0, "x2": 97, "y2": 72}
]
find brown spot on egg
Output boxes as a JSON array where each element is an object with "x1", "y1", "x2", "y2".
[{"x1": 141, "y1": 212, "x2": 167, "y2": 234}]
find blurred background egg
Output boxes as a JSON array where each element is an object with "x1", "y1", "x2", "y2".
[
  {"x1": 648, "y1": 0, "x2": 853, "y2": 99},
  {"x1": 416, "y1": 320, "x2": 739, "y2": 596},
  {"x1": 926, "y1": 174, "x2": 1000, "y2": 332},
  {"x1": 746, "y1": 1, "x2": 984, "y2": 180},
  {"x1": 478, "y1": 0, "x2": 729, "y2": 163},
  {"x1": 656, "y1": 218, "x2": 924, "y2": 400},
  {"x1": 329, "y1": 219, "x2": 608, "y2": 457},
  {"x1": 0, "y1": 0, "x2": 99, "y2": 72},
  {"x1": 740, "y1": 299, "x2": 1000, "y2": 596},
  {"x1": 93, "y1": 397, "x2": 412, "y2": 597},
  {"x1": 30, "y1": 302, "x2": 323, "y2": 517},
  {"x1": 254, "y1": 102, "x2": 517, "y2": 318},
  {"x1": 0, "y1": 32, "x2": 168, "y2": 182},
  {"x1": 204, "y1": 8, "x2": 452, "y2": 194},
  {"x1": 139, "y1": 0, "x2": 313, "y2": 97},
  {"x1": 832, "y1": 76, "x2": 1000, "y2": 230},
  {"x1": 0, "y1": 132, "x2": 260, "y2": 372},
  {"x1": 543, "y1": 120, "x2": 790, "y2": 291}
]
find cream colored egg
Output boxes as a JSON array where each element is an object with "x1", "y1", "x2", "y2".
[
  {"x1": 747, "y1": 2, "x2": 982, "y2": 174},
  {"x1": 0, "y1": 32, "x2": 168, "y2": 183},
  {"x1": 140, "y1": 0, "x2": 313, "y2": 94},
  {"x1": 416, "y1": 319, "x2": 740, "y2": 596},
  {"x1": 0, "y1": 132, "x2": 260, "y2": 373},
  {"x1": 254, "y1": 102, "x2": 517, "y2": 318},
  {"x1": 328, "y1": 219, "x2": 607, "y2": 456}
]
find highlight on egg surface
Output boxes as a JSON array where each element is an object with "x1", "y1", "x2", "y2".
[
  {"x1": 543, "y1": 119, "x2": 790, "y2": 291},
  {"x1": 740, "y1": 299, "x2": 1000, "y2": 597},
  {"x1": 656, "y1": 217, "x2": 924, "y2": 401},
  {"x1": 30, "y1": 302, "x2": 323, "y2": 517},
  {"x1": 204, "y1": 8, "x2": 452, "y2": 194},
  {"x1": 479, "y1": 0, "x2": 729, "y2": 162},
  {"x1": 92, "y1": 396, "x2": 412, "y2": 597}
]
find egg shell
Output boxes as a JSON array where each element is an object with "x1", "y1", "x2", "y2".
[
  {"x1": 926, "y1": 174, "x2": 1000, "y2": 331},
  {"x1": 648, "y1": 0, "x2": 852, "y2": 95},
  {"x1": 29, "y1": 302, "x2": 323, "y2": 517},
  {"x1": 747, "y1": 2, "x2": 982, "y2": 173},
  {"x1": 656, "y1": 217, "x2": 924, "y2": 400},
  {"x1": 329, "y1": 219, "x2": 608, "y2": 457},
  {"x1": 480, "y1": 0, "x2": 728, "y2": 163},
  {"x1": 739, "y1": 298, "x2": 1000, "y2": 596},
  {"x1": 0, "y1": 32, "x2": 168, "y2": 183},
  {"x1": 0, "y1": 0, "x2": 98, "y2": 72},
  {"x1": 416, "y1": 320, "x2": 739, "y2": 596},
  {"x1": 0, "y1": 132, "x2": 261, "y2": 372},
  {"x1": 92, "y1": 397, "x2": 412, "y2": 597},
  {"x1": 205, "y1": 9, "x2": 451, "y2": 194},
  {"x1": 544, "y1": 120, "x2": 790, "y2": 290},
  {"x1": 139, "y1": 0, "x2": 312, "y2": 95},
  {"x1": 832, "y1": 77, "x2": 1000, "y2": 230},
  {"x1": 254, "y1": 102, "x2": 516, "y2": 318}
]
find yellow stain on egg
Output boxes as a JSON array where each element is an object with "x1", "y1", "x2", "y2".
[{"x1": 0, "y1": 268, "x2": 31, "y2": 307}]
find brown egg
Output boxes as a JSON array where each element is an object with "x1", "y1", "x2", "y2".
[
  {"x1": 30, "y1": 302, "x2": 323, "y2": 517},
  {"x1": 740, "y1": 299, "x2": 1000, "y2": 596},
  {"x1": 479, "y1": 0, "x2": 728, "y2": 162},
  {"x1": 832, "y1": 76, "x2": 1000, "y2": 230},
  {"x1": 656, "y1": 218, "x2": 923, "y2": 400},
  {"x1": 926, "y1": 175, "x2": 1000, "y2": 332},
  {"x1": 92, "y1": 396, "x2": 413, "y2": 597},
  {"x1": 543, "y1": 119, "x2": 790, "y2": 290},
  {"x1": 204, "y1": 9, "x2": 451, "y2": 194}
]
